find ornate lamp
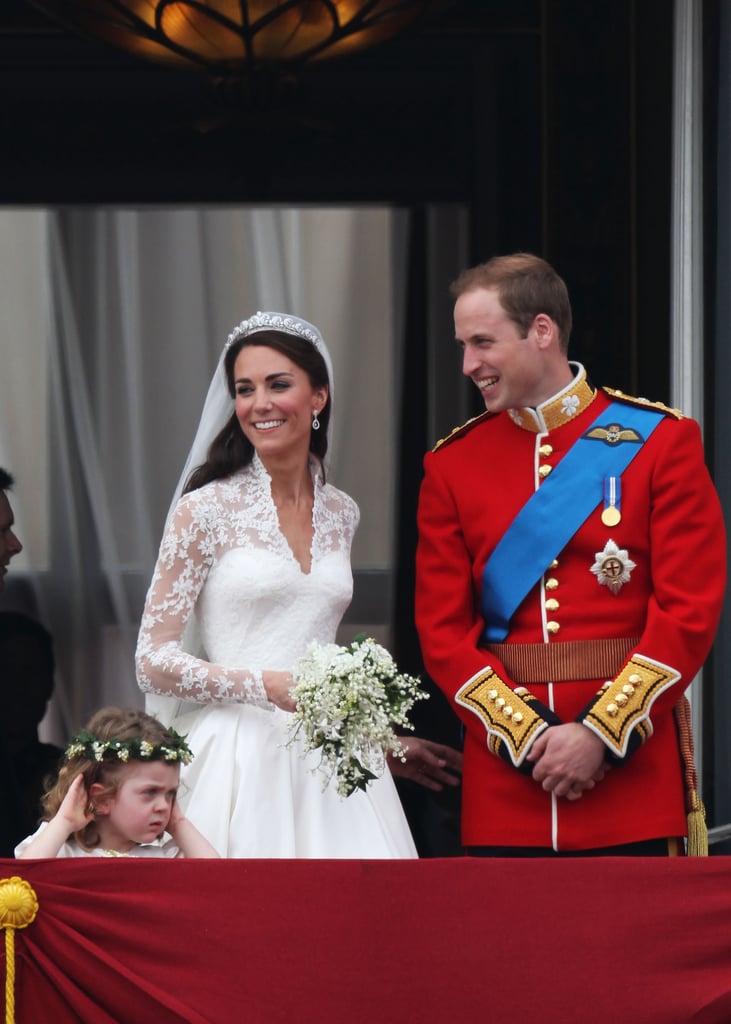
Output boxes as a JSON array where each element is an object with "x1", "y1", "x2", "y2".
[{"x1": 27, "y1": 1, "x2": 445, "y2": 72}]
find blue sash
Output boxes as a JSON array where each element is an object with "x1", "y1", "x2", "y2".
[{"x1": 481, "y1": 401, "x2": 664, "y2": 642}]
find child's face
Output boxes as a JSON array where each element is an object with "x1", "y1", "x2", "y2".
[{"x1": 95, "y1": 760, "x2": 180, "y2": 852}]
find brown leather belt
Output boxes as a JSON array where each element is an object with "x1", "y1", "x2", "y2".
[{"x1": 484, "y1": 637, "x2": 640, "y2": 683}]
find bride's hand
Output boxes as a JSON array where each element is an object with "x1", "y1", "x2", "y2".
[{"x1": 263, "y1": 670, "x2": 296, "y2": 712}]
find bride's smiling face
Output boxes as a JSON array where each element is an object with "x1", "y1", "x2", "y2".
[{"x1": 233, "y1": 344, "x2": 327, "y2": 459}]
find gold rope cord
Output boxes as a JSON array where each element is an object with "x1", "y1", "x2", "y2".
[
  {"x1": 0, "y1": 877, "x2": 39, "y2": 1024},
  {"x1": 674, "y1": 696, "x2": 708, "y2": 857}
]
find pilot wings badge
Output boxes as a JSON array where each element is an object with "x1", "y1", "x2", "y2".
[
  {"x1": 590, "y1": 539, "x2": 636, "y2": 595},
  {"x1": 583, "y1": 422, "x2": 643, "y2": 445}
]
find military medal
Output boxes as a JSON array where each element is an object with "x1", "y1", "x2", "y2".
[
  {"x1": 591, "y1": 539, "x2": 636, "y2": 595},
  {"x1": 601, "y1": 476, "x2": 622, "y2": 526}
]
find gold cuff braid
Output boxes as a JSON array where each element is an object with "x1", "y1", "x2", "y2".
[
  {"x1": 583, "y1": 654, "x2": 680, "y2": 758},
  {"x1": 456, "y1": 669, "x2": 549, "y2": 767}
]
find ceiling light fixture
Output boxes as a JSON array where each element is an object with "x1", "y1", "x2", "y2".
[{"x1": 27, "y1": 1, "x2": 445, "y2": 72}]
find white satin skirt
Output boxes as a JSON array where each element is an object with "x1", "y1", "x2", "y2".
[{"x1": 167, "y1": 701, "x2": 418, "y2": 859}]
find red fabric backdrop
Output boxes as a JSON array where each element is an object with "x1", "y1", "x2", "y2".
[{"x1": 2, "y1": 856, "x2": 731, "y2": 1024}]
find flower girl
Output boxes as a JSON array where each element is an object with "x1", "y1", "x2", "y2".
[{"x1": 15, "y1": 706, "x2": 219, "y2": 858}]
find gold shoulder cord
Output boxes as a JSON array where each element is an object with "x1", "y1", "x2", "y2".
[
  {"x1": 432, "y1": 411, "x2": 493, "y2": 452},
  {"x1": 602, "y1": 386, "x2": 684, "y2": 420}
]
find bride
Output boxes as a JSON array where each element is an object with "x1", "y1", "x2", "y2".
[{"x1": 135, "y1": 312, "x2": 418, "y2": 857}]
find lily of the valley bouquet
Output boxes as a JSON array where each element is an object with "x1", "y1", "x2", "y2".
[{"x1": 287, "y1": 635, "x2": 428, "y2": 798}]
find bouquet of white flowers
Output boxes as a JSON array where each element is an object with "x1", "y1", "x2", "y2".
[{"x1": 287, "y1": 635, "x2": 428, "y2": 798}]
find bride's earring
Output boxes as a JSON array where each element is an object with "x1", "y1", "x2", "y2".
[{"x1": 312, "y1": 409, "x2": 320, "y2": 431}]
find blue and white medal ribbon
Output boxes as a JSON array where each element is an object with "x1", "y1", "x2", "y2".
[{"x1": 601, "y1": 476, "x2": 622, "y2": 526}]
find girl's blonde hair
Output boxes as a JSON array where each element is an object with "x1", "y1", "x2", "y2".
[{"x1": 43, "y1": 706, "x2": 185, "y2": 851}]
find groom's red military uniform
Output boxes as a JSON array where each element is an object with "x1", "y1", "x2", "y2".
[{"x1": 415, "y1": 365, "x2": 726, "y2": 851}]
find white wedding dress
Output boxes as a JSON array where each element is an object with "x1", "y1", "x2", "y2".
[{"x1": 136, "y1": 454, "x2": 417, "y2": 858}]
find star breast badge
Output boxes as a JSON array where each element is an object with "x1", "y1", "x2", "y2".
[{"x1": 590, "y1": 539, "x2": 637, "y2": 595}]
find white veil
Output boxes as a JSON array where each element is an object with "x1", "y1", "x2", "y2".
[{"x1": 145, "y1": 311, "x2": 335, "y2": 726}]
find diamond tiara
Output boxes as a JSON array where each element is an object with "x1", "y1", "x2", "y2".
[{"x1": 225, "y1": 311, "x2": 322, "y2": 352}]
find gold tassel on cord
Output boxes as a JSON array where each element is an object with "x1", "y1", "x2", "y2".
[
  {"x1": 686, "y1": 788, "x2": 708, "y2": 858},
  {"x1": 674, "y1": 696, "x2": 708, "y2": 857},
  {"x1": 0, "y1": 876, "x2": 39, "y2": 1024}
]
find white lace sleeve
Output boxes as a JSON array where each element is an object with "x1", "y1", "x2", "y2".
[{"x1": 135, "y1": 494, "x2": 271, "y2": 708}]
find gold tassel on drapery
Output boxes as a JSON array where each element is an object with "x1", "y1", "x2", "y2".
[
  {"x1": 0, "y1": 876, "x2": 38, "y2": 1024},
  {"x1": 674, "y1": 696, "x2": 708, "y2": 857}
]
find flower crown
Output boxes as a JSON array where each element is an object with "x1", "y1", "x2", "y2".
[
  {"x1": 64, "y1": 727, "x2": 194, "y2": 766},
  {"x1": 225, "y1": 311, "x2": 323, "y2": 352}
]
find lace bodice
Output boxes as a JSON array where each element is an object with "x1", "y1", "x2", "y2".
[{"x1": 136, "y1": 455, "x2": 359, "y2": 708}]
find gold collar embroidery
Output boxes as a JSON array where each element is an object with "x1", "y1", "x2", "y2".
[{"x1": 507, "y1": 363, "x2": 596, "y2": 433}]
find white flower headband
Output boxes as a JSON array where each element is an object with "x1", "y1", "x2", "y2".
[{"x1": 64, "y1": 728, "x2": 194, "y2": 766}]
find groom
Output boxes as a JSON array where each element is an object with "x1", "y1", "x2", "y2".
[{"x1": 415, "y1": 252, "x2": 726, "y2": 857}]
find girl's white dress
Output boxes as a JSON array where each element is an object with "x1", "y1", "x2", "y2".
[
  {"x1": 136, "y1": 455, "x2": 417, "y2": 858},
  {"x1": 15, "y1": 822, "x2": 180, "y2": 858}
]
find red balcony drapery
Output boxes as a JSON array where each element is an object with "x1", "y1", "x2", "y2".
[{"x1": 2, "y1": 856, "x2": 731, "y2": 1023}]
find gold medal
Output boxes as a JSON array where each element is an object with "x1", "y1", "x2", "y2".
[{"x1": 601, "y1": 476, "x2": 622, "y2": 527}]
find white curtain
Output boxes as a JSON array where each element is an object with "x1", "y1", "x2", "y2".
[{"x1": 0, "y1": 206, "x2": 407, "y2": 743}]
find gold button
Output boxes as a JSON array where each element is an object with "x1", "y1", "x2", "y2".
[
  {"x1": 538, "y1": 464, "x2": 552, "y2": 478},
  {"x1": 622, "y1": 684, "x2": 635, "y2": 696},
  {"x1": 628, "y1": 674, "x2": 642, "y2": 685},
  {"x1": 549, "y1": 559, "x2": 559, "y2": 569},
  {"x1": 539, "y1": 444, "x2": 553, "y2": 457},
  {"x1": 615, "y1": 693, "x2": 628, "y2": 707},
  {"x1": 545, "y1": 598, "x2": 559, "y2": 612},
  {"x1": 546, "y1": 620, "x2": 560, "y2": 635},
  {"x1": 487, "y1": 689, "x2": 498, "y2": 702},
  {"x1": 503, "y1": 705, "x2": 514, "y2": 718},
  {"x1": 607, "y1": 703, "x2": 619, "y2": 717},
  {"x1": 513, "y1": 712, "x2": 524, "y2": 725},
  {"x1": 545, "y1": 578, "x2": 559, "y2": 591},
  {"x1": 495, "y1": 697, "x2": 505, "y2": 709}
]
